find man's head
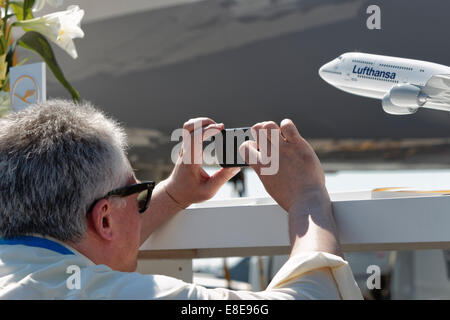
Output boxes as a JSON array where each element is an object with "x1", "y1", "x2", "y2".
[{"x1": 0, "y1": 99, "x2": 142, "y2": 271}]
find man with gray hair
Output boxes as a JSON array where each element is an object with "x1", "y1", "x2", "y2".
[{"x1": 0, "y1": 99, "x2": 362, "y2": 299}]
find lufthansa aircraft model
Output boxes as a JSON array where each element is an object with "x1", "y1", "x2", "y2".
[{"x1": 319, "y1": 52, "x2": 450, "y2": 115}]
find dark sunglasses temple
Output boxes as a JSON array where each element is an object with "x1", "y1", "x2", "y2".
[
  {"x1": 139, "y1": 183, "x2": 155, "y2": 214},
  {"x1": 88, "y1": 181, "x2": 155, "y2": 215}
]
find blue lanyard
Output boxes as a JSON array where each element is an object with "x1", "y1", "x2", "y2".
[{"x1": 0, "y1": 236, "x2": 74, "y2": 255}]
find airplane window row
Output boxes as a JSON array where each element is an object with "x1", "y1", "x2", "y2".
[
  {"x1": 321, "y1": 70, "x2": 342, "y2": 75},
  {"x1": 379, "y1": 63, "x2": 413, "y2": 71},
  {"x1": 352, "y1": 59, "x2": 374, "y2": 65},
  {"x1": 357, "y1": 75, "x2": 399, "y2": 83}
]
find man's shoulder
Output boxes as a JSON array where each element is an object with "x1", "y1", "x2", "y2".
[
  {"x1": 78, "y1": 267, "x2": 190, "y2": 299},
  {"x1": 0, "y1": 243, "x2": 194, "y2": 299}
]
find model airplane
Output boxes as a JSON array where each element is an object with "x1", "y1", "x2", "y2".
[{"x1": 319, "y1": 52, "x2": 450, "y2": 115}]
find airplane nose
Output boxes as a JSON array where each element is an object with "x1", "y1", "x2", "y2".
[
  {"x1": 319, "y1": 62, "x2": 331, "y2": 81},
  {"x1": 318, "y1": 64, "x2": 326, "y2": 80},
  {"x1": 318, "y1": 60, "x2": 337, "y2": 83}
]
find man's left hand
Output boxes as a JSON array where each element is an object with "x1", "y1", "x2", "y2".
[{"x1": 162, "y1": 117, "x2": 241, "y2": 209}]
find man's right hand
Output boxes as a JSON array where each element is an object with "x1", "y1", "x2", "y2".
[
  {"x1": 239, "y1": 119, "x2": 328, "y2": 213},
  {"x1": 240, "y1": 119, "x2": 341, "y2": 257}
]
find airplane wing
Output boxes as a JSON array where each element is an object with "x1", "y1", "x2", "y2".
[{"x1": 421, "y1": 74, "x2": 450, "y2": 111}]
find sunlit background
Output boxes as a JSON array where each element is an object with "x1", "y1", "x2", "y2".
[{"x1": 23, "y1": 0, "x2": 450, "y2": 299}]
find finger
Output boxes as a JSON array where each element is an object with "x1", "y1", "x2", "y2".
[
  {"x1": 199, "y1": 167, "x2": 211, "y2": 182},
  {"x1": 250, "y1": 122, "x2": 280, "y2": 163},
  {"x1": 181, "y1": 128, "x2": 203, "y2": 164},
  {"x1": 251, "y1": 121, "x2": 280, "y2": 146},
  {"x1": 181, "y1": 123, "x2": 223, "y2": 164},
  {"x1": 206, "y1": 167, "x2": 241, "y2": 192},
  {"x1": 202, "y1": 123, "x2": 224, "y2": 141},
  {"x1": 239, "y1": 140, "x2": 261, "y2": 170},
  {"x1": 280, "y1": 119, "x2": 302, "y2": 143},
  {"x1": 187, "y1": 123, "x2": 224, "y2": 144},
  {"x1": 250, "y1": 122, "x2": 265, "y2": 148},
  {"x1": 261, "y1": 121, "x2": 281, "y2": 143},
  {"x1": 251, "y1": 129, "x2": 275, "y2": 164},
  {"x1": 183, "y1": 117, "x2": 216, "y2": 133},
  {"x1": 251, "y1": 122, "x2": 265, "y2": 131}
]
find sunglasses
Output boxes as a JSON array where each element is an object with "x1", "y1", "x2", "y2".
[{"x1": 88, "y1": 181, "x2": 156, "y2": 214}]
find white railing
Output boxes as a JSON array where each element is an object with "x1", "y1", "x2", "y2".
[{"x1": 137, "y1": 192, "x2": 450, "y2": 281}]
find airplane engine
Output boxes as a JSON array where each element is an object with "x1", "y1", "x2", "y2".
[
  {"x1": 389, "y1": 84, "x2": 427, "y2": 107},
  {"x1": 382, "y1": 93, "x2": 418, "y2": 115}
]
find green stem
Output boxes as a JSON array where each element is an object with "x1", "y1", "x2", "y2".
[
  {"x1": 5, "y1": 20, "x2": 14, "y2": 46},
  {"x1": 4, "y1": 1, "x2": 11, "y2": 46},
  {"x1": 1, "y1": 1, "x2": 10, "y2": 91},
  {"x1": 2, "y1": 1, "x2": 10, "y2": 32},
  {"x1": 1, "y1": 1, "x2": 10, "y2": 56}
]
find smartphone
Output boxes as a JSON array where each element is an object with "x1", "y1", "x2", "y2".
[{"x1": 212, "y1": 127, "x2": 253, "y2": 168}]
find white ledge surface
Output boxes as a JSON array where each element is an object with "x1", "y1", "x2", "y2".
[{"x1": 140, "y1": 191, "x2": 450, "y2": 257}]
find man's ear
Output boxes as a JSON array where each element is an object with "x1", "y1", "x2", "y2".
[{"x1": 88, "y1": 199, "x2": 114, "y2": 241}]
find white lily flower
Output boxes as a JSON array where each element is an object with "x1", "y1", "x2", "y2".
[
  {"x1": 34, "y1": 0, "x2": 64, "y2": 12},
  {"x1": 15, "y1": 5, "x2": 84, "y2": 59}
]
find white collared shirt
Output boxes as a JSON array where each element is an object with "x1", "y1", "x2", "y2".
[{"x1": 0, "y1": 235, "x2": 363, "y2": 299}]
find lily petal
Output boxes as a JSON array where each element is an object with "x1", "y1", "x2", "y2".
[{"x1": 15, "y1": 5, "x2": 84, "y2": 59}]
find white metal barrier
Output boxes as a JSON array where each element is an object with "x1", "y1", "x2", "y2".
[{"x1": 137, "y1": 191, "x2": 450, "y2": 281}]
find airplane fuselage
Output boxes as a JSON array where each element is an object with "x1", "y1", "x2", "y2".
[{"x1": 319, "y1": 52, "x2": 450, "y2": 100}]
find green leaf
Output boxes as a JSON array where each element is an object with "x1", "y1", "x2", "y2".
[
  {"x1": 0, "y1": 91, "x2": 10, "y2": 117},
  {"x1": 9, "y1": 2, "x2": 29, "y2": 21},
  {"x1": 1, "y1": 41, "x2": 17, "y2": 89},
  {"x1": 9, "y1": 1, "x2": 34, "y2": 21},
  {"x1": 23, "y1": 0, "x2": 35, "y2": 20},
  {"x1": 1, "y1": 42, "x2": 29, "y2": 91},
  {"x1": 5, "y1": 40, "x2": 16, "y2": 69},
  {"x1": 0, "y1": 31, "x2": 6, "y2": 56},
  {"x1": 17, "y1": 31, "x2": 80, "y2": 102}
]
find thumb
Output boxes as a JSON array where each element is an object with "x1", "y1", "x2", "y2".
[
  {"x1": 206, "y1": 167, "x2": 241, "y2": 192},
  {"x1": 239, "y1": 140, "x2": 261, "y2": 174}
]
